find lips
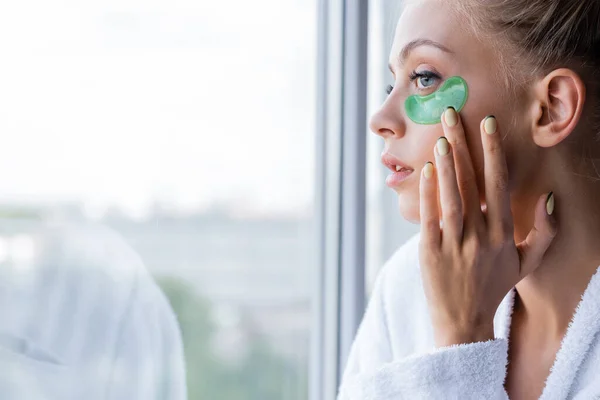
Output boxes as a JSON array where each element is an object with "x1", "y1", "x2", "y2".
[{"x1": 381, "y1": 153, "x2": 414, "y2": 173}]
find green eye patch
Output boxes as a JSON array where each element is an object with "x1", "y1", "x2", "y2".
[{"x1": 405, "y1": 76, "x2": 469, "y2": 125}]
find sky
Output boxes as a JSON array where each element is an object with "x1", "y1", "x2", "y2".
[{"x1": 0, "y1": 0, "x2": 317, "y2": 219}]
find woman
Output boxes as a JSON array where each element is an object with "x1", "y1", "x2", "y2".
[{"x1": 338, "y1": 0, "x2": 600, "y2": 399}]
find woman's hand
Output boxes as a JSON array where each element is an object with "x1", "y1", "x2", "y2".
[{"x1": 418, "y1": 108, "x2": 558, "y2": 348}]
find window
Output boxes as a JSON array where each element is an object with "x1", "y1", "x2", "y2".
[
  {"x1": 366, "y1": 0, "x2": 418, "y2": 295},
  {"x1": 0, "y1": 1, "x2": 316, "y2": 399}
]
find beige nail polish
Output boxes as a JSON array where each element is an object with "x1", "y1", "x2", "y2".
[
  {"x1": 546, "y1": 192, "x2": 555, "y2": 216},
  {"x1": 423, "y1": 162, "x2": 434, "y2": 179},
  {"x1": 436, "y1": 137, "x2": 449, "y2": 156},
  {"x1": 444, "y1": 107, "x2": 458, "y2": 127},
  {"x1": 484, "y1": 116, "x2": 497, "y2": 135}
]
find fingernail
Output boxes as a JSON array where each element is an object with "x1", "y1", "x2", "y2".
[
  {"x1": 484, "y1": 115, "x2": 497, "y2": 135},
  {"x1": 423, "y1": 162, "x2": 434, "y2": 179},
  {"x1": 546, "y1": 192, "x2": 555, "y2": 216},
  {"x1": 444, "y1": 107, "x2": 458, "y2": 127},
  {"x1": 436, "y1": 137, "x2": 449, "y2": 156}
]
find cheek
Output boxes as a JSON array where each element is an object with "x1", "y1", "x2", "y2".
[
  {"x1": 459, "y1": 83, "x2": 509, "y2": 196},
  {"x1": 408, "y1": 125, "x2": 444, "y2": 161},
  {"x1": 393, "y1": 125, "x2": 442, "y2": 223},
  {"x1": 461, "y1": 114, "x2": 527, "y2": 201}
]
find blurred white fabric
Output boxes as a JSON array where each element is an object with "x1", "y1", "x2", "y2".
[
  {"x1": 339, "y1": 231, "x2": 600, "y2": 400},
  {"x1": 0, "y1": 221, "x2": 187, "y2": 399}
]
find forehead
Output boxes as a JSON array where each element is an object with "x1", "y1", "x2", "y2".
[
  {"x1": 389, "y1": 0, "x2": 492, "y2": 72},
  {"x1": 395, "y1": 0, "x2": 459, "y2": 45}
]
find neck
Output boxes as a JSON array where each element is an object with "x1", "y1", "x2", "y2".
[{"x1": 511, "y1": 153, "x2": 600, "y2": 338}]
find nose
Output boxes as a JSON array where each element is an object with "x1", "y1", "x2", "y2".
[{"x1": 369, "y1": 96, "x2": 406, "y2": 139}]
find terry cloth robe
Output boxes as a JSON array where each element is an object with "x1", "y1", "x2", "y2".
[
  {"x1": 0, "y1": 222, "x2": 187, "y2": 400},
  {"x1": 338, "y1": 232, "x2": 600, "y2": 400}
]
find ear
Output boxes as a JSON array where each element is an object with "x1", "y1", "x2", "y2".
[{"x1": 530, "y1": 68, "x2": 586, "y2": 148}]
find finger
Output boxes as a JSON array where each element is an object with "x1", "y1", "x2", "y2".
[
  {"x1": 420, "y1": 161, "x2": 440, "y2": 249},
  {"x1": 434, "y1": 136, "x2": 464, "y2": 241},
  {"x1": 442, "y1": 107, "x2": 484, "y2": 232},
  {"x1": 516, "y1": 192, "x2": 557, "y2": 279},
  {"x1": 481, "y1": 116, "x2": 513, "y2": 241}
]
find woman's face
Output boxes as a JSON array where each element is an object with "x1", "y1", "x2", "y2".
[{"x1": 370, "y1": 0, "x2": 532, "y2": 223}]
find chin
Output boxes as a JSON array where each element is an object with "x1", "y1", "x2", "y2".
[{"x1": 396, "y1": 193, "x2": 421, "y2": 224}]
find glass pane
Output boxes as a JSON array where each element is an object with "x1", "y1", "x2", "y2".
[
  {"x1": 0, "y1": 1, "x2": 316, "y2": 399},
  {"x1": 366, "y1": 0, "x2": 418, "y2": 296}
]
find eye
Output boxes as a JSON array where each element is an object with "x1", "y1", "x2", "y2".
[
  {"x1": 385, "y1": 84, "x2": 394, "y2": 95},
  {"x1": 417, "y1": 75, "x2": 436, "y2": 89},
  {"x1": 409, "y1": 70, "x2": 441, "y2": 91}
]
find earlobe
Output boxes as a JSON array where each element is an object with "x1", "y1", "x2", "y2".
[{"x1": 531, "y1": 68, "x2": 586, "y2": 148}]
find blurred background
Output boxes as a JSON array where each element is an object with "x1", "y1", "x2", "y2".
[{"x1": 0, "y1": 0, "x2": 417, "y2": 399}]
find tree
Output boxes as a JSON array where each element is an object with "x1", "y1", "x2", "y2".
[{"x1": 156, "y1": 276, "x2": 307, "y2": 400}]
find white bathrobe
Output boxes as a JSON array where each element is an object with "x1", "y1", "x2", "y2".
[
  {"x1": 0, "y1": 222, "x2": 186, "y2": 400},
  {"x1": 338, "y1": 232, "x2": 600, "y2": 400}
]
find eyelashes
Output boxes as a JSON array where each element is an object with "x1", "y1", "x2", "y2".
[
  {"x1": 410, "y1": 70, "x2": 441, "y2": 89},
  {"x1": 408, "y1": 70, "x2": 440, "y2": 83},
  {"x1": 385, "y1": 70, "x2": 442, "y2": 95}
]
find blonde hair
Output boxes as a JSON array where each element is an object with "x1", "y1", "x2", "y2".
[{"x1": 455, "y1": 0, "x2": 599, "y2": 80}]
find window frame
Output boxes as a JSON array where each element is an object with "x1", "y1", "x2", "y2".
[{"x1": 311, "y1": 0, "x2": 369, "y2": 399}]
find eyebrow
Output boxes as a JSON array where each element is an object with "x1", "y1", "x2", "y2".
[{"x1": 388, "y1": 38, "x2": 454, "y2": 74}]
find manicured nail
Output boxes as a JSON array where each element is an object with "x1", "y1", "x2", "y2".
[
  {"x1": 484, "y1": 115, "x2": 497, "y2": 135},
  {"x1": 546, "y1": 192, "x2": 555, "y2": 216},
  {"x1": 436, "y1": 137, "x2": 449, "y2": 156},
  {"x1": 444, "y1": 107, "x2": 458, "y2": 127},
  {"x1": 423, "y1": 162, "x2": 434, "y2": 179}
]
